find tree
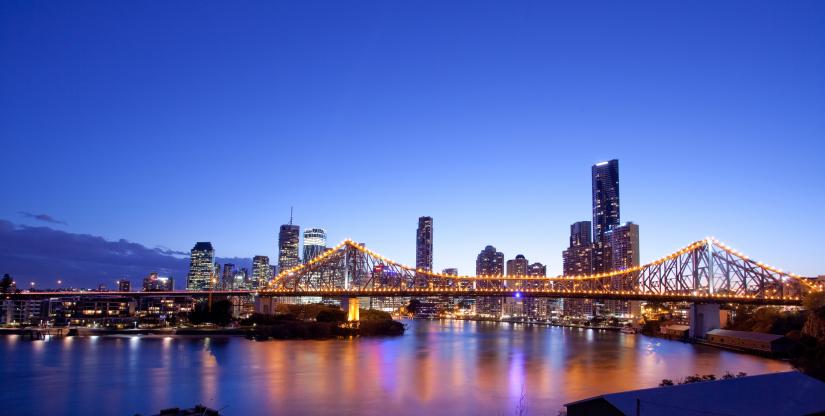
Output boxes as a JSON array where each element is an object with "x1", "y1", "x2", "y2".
[
  {"x1": 407, "y1": 299, "x2": 422, "y2": 315},
  {"x1": 1, "y1": 274, "x2": 16, "y2": 294},
  {"x1": 316, "y1": 309, "x2": 346, "y2": 323}
]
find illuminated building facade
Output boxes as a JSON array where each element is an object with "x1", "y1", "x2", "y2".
[
  {"x1": 475, "y1": 245, "x2": 504, "y2": 317},
  {"x1": 592, "y1": 159, "x2": 620, "y2": 273},
  {"x1": 117, "y1": 279, "x2": 131, "y2": 292},
  {"x1": 563, "y1": 222, "x2": 595, "y2": 317},
  {"x1": 144, "y1": 272, "x2": 174, "y2": 292},
  {"x1": 278, "y1": 224, "x2": 300, "y2": 271},
  {"x1": 186, "y1": 242, "x2": 214, "y2": 291},
  {"x1": 416, "y1": 216, "x2": 433, "y2": 273},
  {"x1": 303, "y1": 228, "x2": 327, "y2": 262},
  {"x1": 604, "y1": 222, "x2": 640, "y2": 316},
  {"x1": 252, "y1": 255, "x2": 271, "y2": 289}
]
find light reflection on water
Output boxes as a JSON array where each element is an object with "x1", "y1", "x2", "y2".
[{"x1": 0, "y1": 320, "x2": 789, "y2": 415}]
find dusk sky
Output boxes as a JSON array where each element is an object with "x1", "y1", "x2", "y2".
[{"x1": 2, "y1": 1, "x2": 824, "y2": 287}]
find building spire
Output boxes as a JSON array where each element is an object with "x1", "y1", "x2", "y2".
[{"x1": 289, "y1": 206, "x2": 293, "y2": 225}]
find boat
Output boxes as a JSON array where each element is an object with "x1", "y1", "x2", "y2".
[{"x1": 620, "y1": 326, "x2": 637, "y2": 334}]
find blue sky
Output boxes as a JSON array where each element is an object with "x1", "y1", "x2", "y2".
[{"x1": 1, "y1": 1, "x2": 824, "y2": 287}]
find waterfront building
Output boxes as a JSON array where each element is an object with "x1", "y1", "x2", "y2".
[
  {"x1": 186, "y1": 242, "x2": 215, "y2": 291},
  {"x1": 252, "y1": 255, "x2": 271, "y2": 289},
  {"x1": 302, "y1": 228, "x2": 327, "y2": 262},
  {"x1": 525, "y1": 262, "x2": 553, "y2": 320},
  {"x1": 117, "y1": 279, "x2": 131, "y2": 292},
  {"x1": 563, "y1": 221, "x2": 595, "y2": 317},
  {"x1": 278, "y1": 224, "x2": 300, "y2": 271},
  {"x1": 604, "y1": 222, "x2": 640, "y2": 316},
  {"x1": 476, "y1": 245, "x2": 504, "y2": 318}
]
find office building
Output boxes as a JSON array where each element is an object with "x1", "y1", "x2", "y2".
[
  {"x1": 186, "y1": 242, "x2": 214, "y2": 291},
  {"x1": 278, "y1": 224, "x2": 301, "y2": 271},
  {"x1": 303, "y1": 228, "x2": 327, "y2": 262},
  {"x1": 252, "y1": 255, "x2": 271, "y2": 289},
  {"x1": 117, "y1": 279, "x2": 131, "y2": 292},
  {"x1": 222, "y1": 263, "x2": 235, "y2": 290}
]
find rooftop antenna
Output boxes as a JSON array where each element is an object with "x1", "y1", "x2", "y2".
[{"x1": 289, "y1": 206, "x2": 293, "y2": 225}]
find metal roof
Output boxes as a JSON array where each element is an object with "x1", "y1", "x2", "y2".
[
  {"x1": 706, "y1": 328, "x2": 785, "y2": 342},
  {"x1": 567, "y1": 372, "x2": 825, "y2": 416}
]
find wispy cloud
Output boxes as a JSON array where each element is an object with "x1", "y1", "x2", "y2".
[
  {"x1": 18, "y1": 211, "x2": 67, "y2": 225},
  {"x1": 0, "y1": 219, "x2": 251, "y2": 288}
]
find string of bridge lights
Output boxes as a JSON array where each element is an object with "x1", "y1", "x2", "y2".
[{"x1": 269, "y1": 237, "x2": 820, "y2": 291}]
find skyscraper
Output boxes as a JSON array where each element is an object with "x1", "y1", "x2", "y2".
[
  {"x1": 222, "y1": 263, "x2": 235, "y2": 289},
  {"x1": 416, "y1": 216, "x2": 433, "y2": 272},
  {"x1": 525, "y1": 262, "x2": 551, "y2": 320},
  {"x1": 506, "y1": 255, "x2": 529, "y2": 277},
  {"x1": 592, "y1": 159, "x2": 620, "y2": 273},
  {"x1": 562, "y1": 222, "x2": 595, "y2": 317},
  {"x1": 475, "y1": 245, "x2": 504, "y2": 318},
  {"x1": 527, "y1": 262, "x2": 547, "y2": 277},
  {"x1": 570, "y1": 221, "x2": 592, "y2": 247},
  {"x1": 504, "y1": 254, "x2": 529, "y2": 318},
  {"x1": 604, "y1": 222, "x2": 640, "y2": 316},
  {"x1": 303, "y1": 228, "x2": 327, "y2": 262},
  {"x1": 252, "y1": 255, "x2": 271, "y2": 289},
  {"x1": 186, "y1": 242, "x2": 215, "y2": 291},
  {"x1": 476, "y1": 245, "x2": 504, "y2": 276},
  {"x1": 278, "y1": 224, "x2": 300, "y2": 271}
]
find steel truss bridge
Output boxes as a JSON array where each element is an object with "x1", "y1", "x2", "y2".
[{"x1": 261, "y1": 238, "x2": 820, "y2": 306}]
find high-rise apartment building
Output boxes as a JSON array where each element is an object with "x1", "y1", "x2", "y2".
[
  {"x1": 186, "y1": 242, "x2": 215, "y2": 291},
  {"x1": 476, "y1": 245, "x2": 504, "y2": 317},
  {"x1": 416, "y1": 216, "x2": 433, "y2": 275},
  {"x1": 604, "y1": 222, "x2": 640, "y2": 316},
  {"x1": 525, "y1": 262, "x2": 552, "y2": 320},
  {"x1": 303, "y1": 228, "x2": 327, "y2": 262},
  {"x1": 476, "y1": 245, "x2": 504, "y2": 276},
  {"x1": 562, "y1": 222, "x2": 595, "y2": 317},
  {"x1": 592, "y1": 160, "x2": 620, "y2": 273},
  {"x1": 503, "y1": 254, "x2": 529, "y2": 318}
]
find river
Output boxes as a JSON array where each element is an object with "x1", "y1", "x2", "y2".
[{"x1": 0, "y1": 319, "x2": 789, "y2": 415}]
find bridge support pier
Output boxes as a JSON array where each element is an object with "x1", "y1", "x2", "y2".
[
  {"x1": 689, "y1": 303, "x2": 721, "y2": 339},
  {"x1": 341, "y1": 297, "x2": 359, "y2": 322}
]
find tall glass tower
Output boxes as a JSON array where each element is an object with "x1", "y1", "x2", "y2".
[
  {"x1": 186, "y1": 242, "x2": 215, "y2": 291},
  {"x1": 278, "y1": 224, "x2": 300, "y2": 271},
  {"x1": 592, "y1": 159, "x2": 620, "y2": 273},
  {"x1": 415, "y1": 216, "x2": 433, "y2": 273}
]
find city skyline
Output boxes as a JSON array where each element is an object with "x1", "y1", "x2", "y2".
[
  {"x1": 1, "y1": 154, "x2": 823, "y2": 288},
  {"x1": 2, "y1": 1, "x2": 825, "y2": 286}
]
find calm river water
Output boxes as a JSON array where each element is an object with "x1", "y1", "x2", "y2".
[{"x1": 0, "y1": 320, "x2": 789, "y2": 415}]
